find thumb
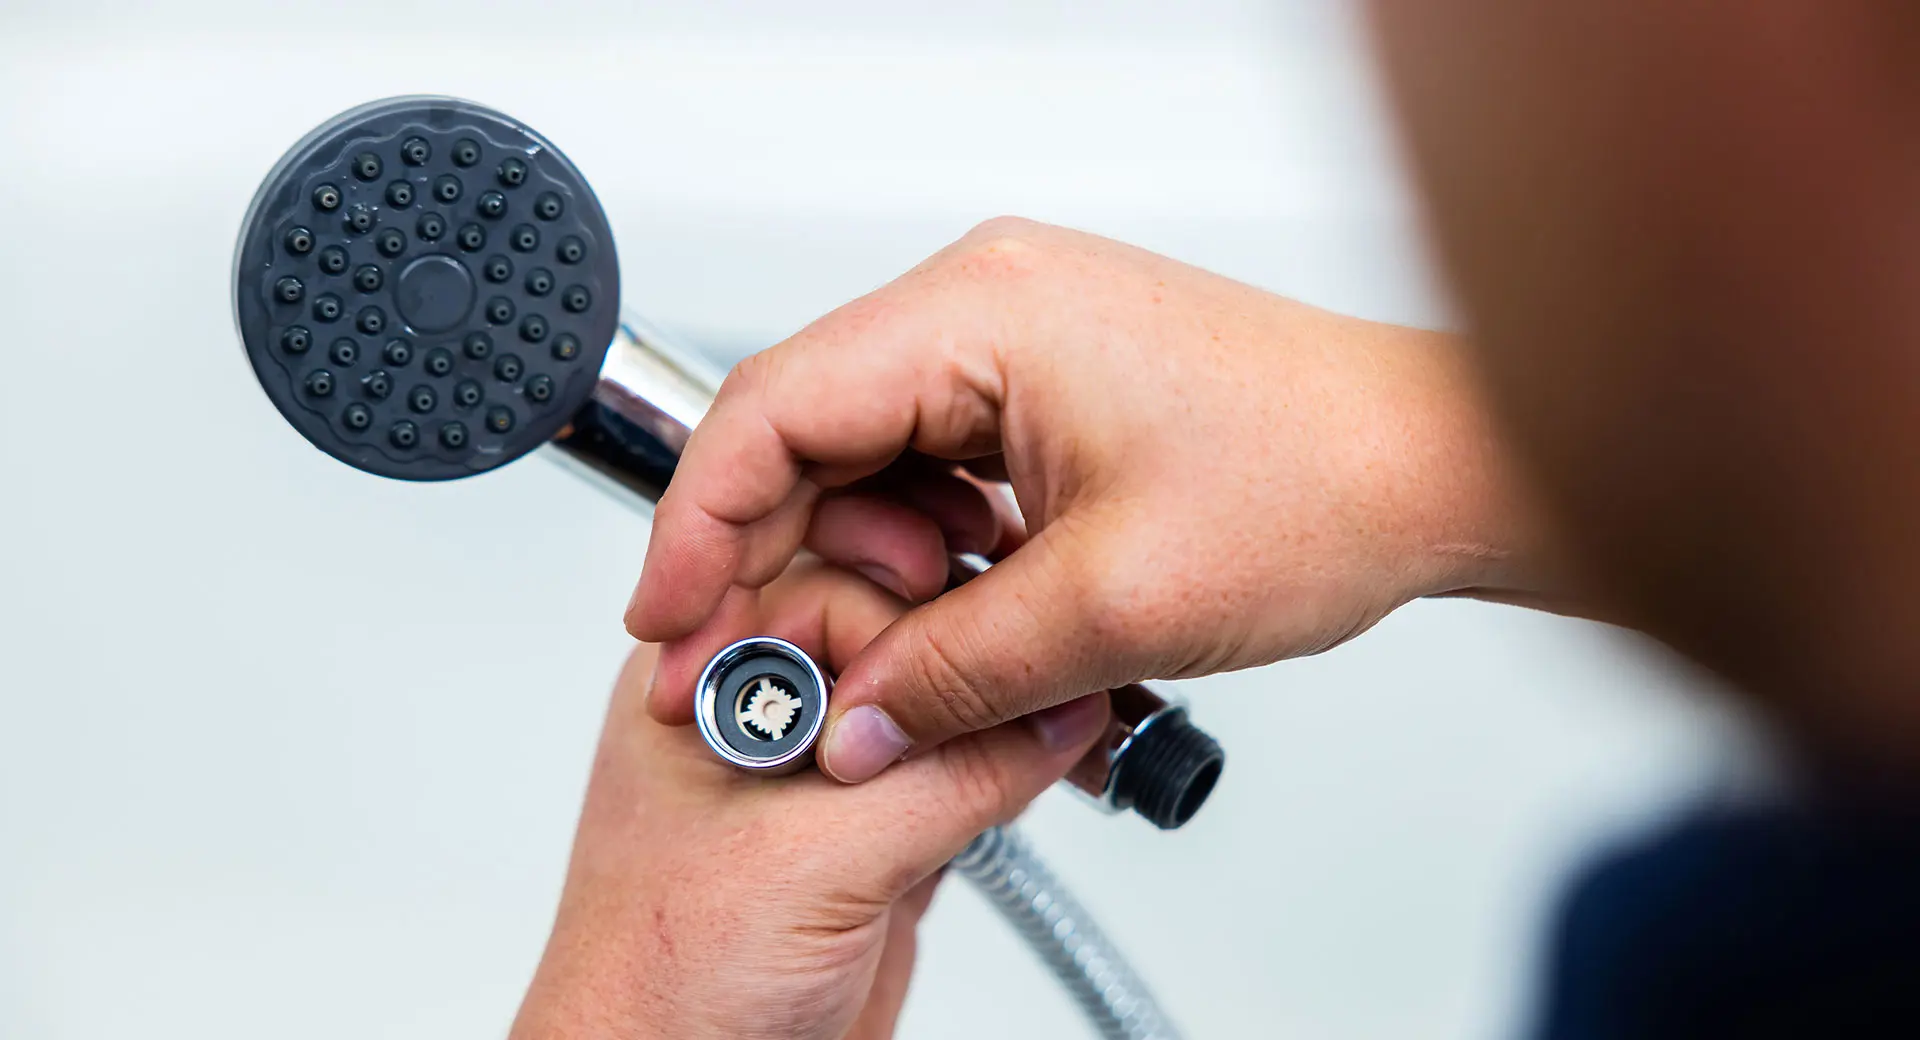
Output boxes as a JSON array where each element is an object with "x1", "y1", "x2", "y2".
[
  {"x1": 818, "y1": 520, "x2": 1149, "y2": 784},
  {"x1": 830, "y1": 693, "x2": 1111, "y2": 897}
]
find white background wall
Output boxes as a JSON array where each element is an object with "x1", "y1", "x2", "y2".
[{"x1": 0, "y1": 3, "x2": 1761, "y2": 1038}]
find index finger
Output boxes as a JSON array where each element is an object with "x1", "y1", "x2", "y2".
[{"x1": 624, "y1": 271, "x2": 1012, "y2": 643}]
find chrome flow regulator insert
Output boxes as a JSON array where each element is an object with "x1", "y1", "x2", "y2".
[{"x1": 694, "y1": 637, "x2": 830, "y2": 774}]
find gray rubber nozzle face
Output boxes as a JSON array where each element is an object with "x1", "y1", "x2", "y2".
[
  {"x1": 233, "y1": 96, "x2": 620, "y2": 481},
  {"x1": 696, "y1": 637, "x2": 831, "y2": 774}
]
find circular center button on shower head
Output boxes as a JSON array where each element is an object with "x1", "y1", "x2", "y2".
[
  {"x1": 233, "y1": 96, "x2": 621, "y2": 482},
  {"x1": 393, "y1": 255, "x2": 475, "y2": 333}
]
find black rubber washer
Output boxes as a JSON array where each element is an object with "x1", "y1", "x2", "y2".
[
  {"x1": 234, "y1": 96, "x2": 619, "y2": 481},
  {"x1": 710, "y1": 652, "x2": 822, "y2": 762}
]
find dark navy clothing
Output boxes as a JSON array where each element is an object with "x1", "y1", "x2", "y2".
[{"x1": 1535, "y1": 803, "x2": 1920, "y2": 1039}]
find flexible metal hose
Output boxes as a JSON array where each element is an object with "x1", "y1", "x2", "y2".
[{"x1": 952, "y1": 826, "x2": 1183, "y2": 1040}]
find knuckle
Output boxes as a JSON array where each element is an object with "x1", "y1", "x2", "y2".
[
  {"x1": 950, "y1": 217, "x2": 1049, "y2": 283},
  {"x1": 715, "y1": 350, "x2": 769, "y2": 404},
  {"x1": 900, "y1": 621, "x2": 1003, "y2": 736},
  {"x1": 965, "y1": 214, "x2": 1042, "y2": 245}
]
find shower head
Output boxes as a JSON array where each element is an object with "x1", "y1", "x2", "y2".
[
  {"x1": 234, "y1": 96, "x2": 621, "y2": 482},
  {"x1": 234, "y1": 97, "x2": 1223, "y2": 829},
  {"x1": 232, "y1": 94, "x2": 1209, "y2": 1040}
]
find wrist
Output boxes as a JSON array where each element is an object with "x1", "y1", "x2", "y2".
[{"x1": 1391, "y1": 326, "x2": 1561, "y2": 600}]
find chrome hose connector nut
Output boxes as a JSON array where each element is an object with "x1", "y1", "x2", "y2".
[{"x1": 695, "y1": 637, "x2": 830, "y2": 775}]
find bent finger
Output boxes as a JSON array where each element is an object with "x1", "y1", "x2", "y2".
[
  {"x1": 644, "y1": 562, "x2": 911, "y2": 724},
  {"x1": 625, "y1": 274, "x2": 1011, "y2": 645},
  {"x1": 804, "y1": 494, "x2": 951, "y2": 604}
]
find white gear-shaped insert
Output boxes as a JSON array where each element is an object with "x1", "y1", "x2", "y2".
[{"x1": 737, "y1": 676, "x2": 802, "y2": 740}]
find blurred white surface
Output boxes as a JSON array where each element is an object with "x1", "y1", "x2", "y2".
[{"x1": 0, "y1": 3, "x2": 1758, "y2": 1038}]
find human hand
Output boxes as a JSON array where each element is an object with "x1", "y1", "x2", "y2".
[
  {"x1": 629, "y1": 218, "x2": 1544, "y2": 783},
  {"x1": 512, "y1": 562, "x2": 1110, "y2": 1040}
]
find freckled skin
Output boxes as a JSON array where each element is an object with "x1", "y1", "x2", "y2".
[
  {"x1": 632, "y1": 218, "x2": 1553, "y2": 772},
  {"x1": 512, "y1": 564, "x2": 1107, "y2": 1040},
  {"x1": 531, "y1": 6, "x2": 1920, "y2": 1033}
]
